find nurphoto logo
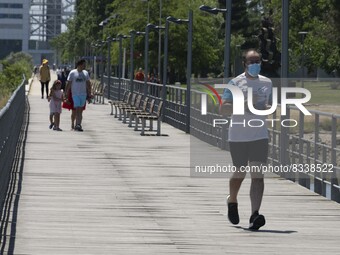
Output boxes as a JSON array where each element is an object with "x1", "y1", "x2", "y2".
[
  {"x1": 201, "y1": 84, "x2": 311, "y2": 116},
  {"x1": 199, "y1": 84, "x2": 312, "y2": 128}
]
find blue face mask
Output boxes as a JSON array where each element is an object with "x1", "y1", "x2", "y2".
[{"x1": 247, "y1": 63, "x2": 261, "y2": 77}]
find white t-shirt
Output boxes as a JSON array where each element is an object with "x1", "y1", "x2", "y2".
[
  {"x1": 222, "y1": 73, "x2": 272, "y2": 142},
  {"x1": 67, "y1": 69, "x2": 89, "y2": 96}
]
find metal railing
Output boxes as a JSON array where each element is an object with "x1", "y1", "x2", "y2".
[
  {"x1": 0, "y1": 78, "x2": 26, "y2": 226},
  {"x1": 277, "y1": 108, "x2": 340, "y2": 201},
  {"x1": 189, "y1": 85, "x2": 340, "y2": 202},
  {"x1": 102, "y1": 76, "x2": 340, "y2": 202}
]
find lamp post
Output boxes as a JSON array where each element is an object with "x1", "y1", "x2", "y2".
[
  {"x1": 99, "y1": 14, "x2": 118, "y2": 30},
  {"x1": 117, "y1": 34, "x2": 130, "y2": 100},
  {"x1": 93, "y1": 42, "x2": 101, "y2": 80},
  {"x1": 107, "y1": 37, "x2": 117, "y2": 100},
  {"x1": 99, "y1": 14, "x2": 119, "y2": 99},
  {"x1": 144, "y1": 23, "x2": 165, "y2": 96},
  {"x1": 99, "y1": 18, "x2": 109, "y2": 89},
  {"x1": 158, "y1": 0, "x2": 162, "y2": 82},
  {"x1": 100, "y1": 40, "x2": 105, "y2": 97},
  {"x1": 141, "y1": 0, "x2": 163, "y2": 80},
  {"x1": 199, "y1": 1, "x2": 231, "y2": 81},
  {"x1": 163, "y1": 11, "x2": 193, "y2": 133},
  {"x1": 98, "y1": 41, "x2": 106, "y2": 104},
  {"x1": 129, "y1": 30, "x2": 146, "y2": 93},
  {"x1": 280, "y1": 0, "x2": 289, "y2": 167},
  {"x1": 234, "y1": 44, "x2": 241, "y2": 76},
  {"x1": 90, "y1": 42, "x2": 96, "y2": 79},
  {"x1": 298, "y1": 31, "x2": 308, "y2": 89}
]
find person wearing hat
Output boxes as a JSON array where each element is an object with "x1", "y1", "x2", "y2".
[{"x1": 39, "y1": 59, "x2": 51, "y2": 99}]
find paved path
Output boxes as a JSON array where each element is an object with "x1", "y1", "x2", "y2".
[{"x1": 7, "y1": 74, "x2": 340, "y2": 254}]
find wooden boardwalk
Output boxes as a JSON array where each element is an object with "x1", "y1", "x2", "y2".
[{"x1": 5, "y1": 74, "x2": 340, "y2": 254}]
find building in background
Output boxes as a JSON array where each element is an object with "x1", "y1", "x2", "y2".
[
  {"x1": 0, "y1": 1, "x2": 30, "y2": 60},
  {"x1": 0, "y1": 0, "x2": 75, "y2": 65}
]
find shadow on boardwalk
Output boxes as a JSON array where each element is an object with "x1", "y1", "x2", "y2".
[{"x1": 4, "y1": 74, "x2": 340, "y2": 254}]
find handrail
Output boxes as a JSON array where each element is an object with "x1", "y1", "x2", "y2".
[{"x1": 0, "y1": 76, "x2": 26, "y2": 221}]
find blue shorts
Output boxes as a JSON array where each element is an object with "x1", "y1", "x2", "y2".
[{"x1": 72, "y1": 95, "x2": 86, "y2": 108}]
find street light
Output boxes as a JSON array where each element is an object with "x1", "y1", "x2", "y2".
[
  {"x1": 199, "y1": 5, "x2": 224, "y2": 15},
  {"x1": 90, "y1": 42, "x2": 96, "y2": 79},
  {"x1": 99, "y1": 18, "x2": 111, "y2": 88},
  {"x1": 280, "y1": 0, "x2": 289, "y2": 166},
  {"x1": 99, "y1": 14, "x2": 119, "y2": 27},
  {"x1": 107, "y1": 37, "x2": 118, "y2": 100},
  {"x1": 140, "y1": 0, "x2": 163, "y2": 80},
  {"x1": 100, "y1": 40, "x2": 106, "y2": 100},
  {"x1": 129, "y1": 30, "x2": 145, "y2": 93},
  {"x1": 234, "y1": 44, "x2": 241, "y2": 76},
  {"x1": 99, "y1": 14, "x2": 119, "y2": 100},
  {"x1": 158, "y1": 0, "x2": 163, "y2": 82},
  {"x1": 163, "y1": 11, "x2": 193, "y2": 133},
  {"x1": 298, "y1": 31, "x2": 308, "y2": 88},
  {"x1": 93, "y1": 41, "x2": 102, "y2": 80},
  {"x1": 199, "y1": 1, "x2": 231, "y2": 81},
  {"x1": 144, "y1": 23, "x2": 165, "y2": 96},
  {"x1": 117, "y1": 34, "x2": 130, "y2": 100}
]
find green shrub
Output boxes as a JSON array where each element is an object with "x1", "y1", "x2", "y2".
[{"x1": 0, "y1": 52, "x2": 33, "y2": 108}]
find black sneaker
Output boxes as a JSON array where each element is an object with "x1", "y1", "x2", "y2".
[
  {"x1": 249, "y1": 211, "x2": 265, "y2": 230},
  {"x1": 227, "y1": 196, "x2": 239, "y2": 225},
  {"x1": 75, "y1": 124, "x2": 83, "y2": 132},
  {"x1": 49, "y1": 123, "x2": 54, "y2": 129}
]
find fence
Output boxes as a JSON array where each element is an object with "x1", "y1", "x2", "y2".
[
  {"x1": 0, "y1": 78, "x2": 26, "y2": 234},
  {"x1": 279, "y1": 108, "x2": 340, "y2": 201},
  {"x1": 100, "y1": 76, "x2": 340, "y2": 202}
]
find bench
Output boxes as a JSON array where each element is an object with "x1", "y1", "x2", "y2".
[
  {"x1": 90, "y1": 80, "x2": 99, "y2": 92},
  {"x1": 116, "y1": 93, "x2": 138, "y2": 120},
  {"x1": 135, "y1": 100, "x2": 163, "y2": 136},
  {"x1": 120, "y1": 94, "x2": 143, "y2": 123},
  {"x1": 93, "y1": 82, "x2": 106, "y2": 104},
  {"x1": 109, "y1": 96, "x2": 165, "y2": 136},
  {"x1": 90, "y1": 80, "x2": 100, "y2": 104},
  {"x1": 126, "y1": 96, "x2": 149, "y2": 127},
  {"x1": 108, "y1": 91, "x2": 130, "y2": 117},
  {"x1": 133, "y1": 99, "x2": 155, "y2": 131}
]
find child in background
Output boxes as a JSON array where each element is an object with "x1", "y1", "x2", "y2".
[{"x1": 48, "y1": 80, "x2": 63, "y2": 131}]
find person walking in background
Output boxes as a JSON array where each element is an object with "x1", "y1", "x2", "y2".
[
  {"x1": 220, "y1": 49, "x2": 272, "y2": 230},
  {"x1": 39, "y1": 59, "x2": 51, "y2": 99},
  {"x1": 135, "y1": 67, "x2": 145, "y2": 81},
  {"x1": 48, "y1": 80, "x2": 63, "y2": 131},
  {"x1": 58, "y1": 67, "x2": 70, "y2": 91},
  {"x1": 33, "y1": 65, "x2": 38, "y2": 76},
  {"x1": 66, "y1": 59, "x2": 91, "y2": 132},
  {"x1": 148, "y1": 73, "x2": 158, "y2": 83}
]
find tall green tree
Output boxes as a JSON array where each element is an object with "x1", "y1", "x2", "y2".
[
  {"x1": 107, "y1": 0, "x2": 222, "y2": 81},
  {"x1": 50, "y1": 0, "x2": 340, "y2": 78},
  {"x1": 264, "y1": 0, "x2": 340, "y2": 75},
  {"x1": 51, "y1": 0, "x2": 113, "y2": 63}
]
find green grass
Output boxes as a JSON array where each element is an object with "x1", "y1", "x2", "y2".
[
  {"x1": 0, "y1": 95, "x2": 9, "y2": 109},
  {"x1": 297, "y1": 81, "x2": 340, "y2": 105}
]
